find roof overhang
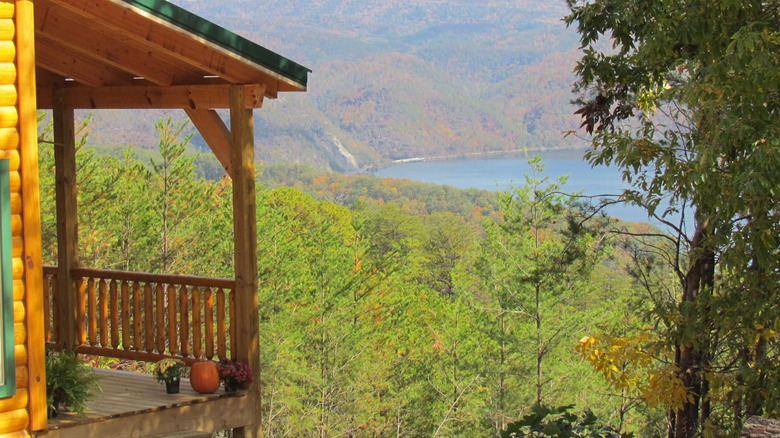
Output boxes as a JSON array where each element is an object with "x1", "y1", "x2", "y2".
[{"x1": 34, "y1": 0, "x2": 310, "y2": 110}]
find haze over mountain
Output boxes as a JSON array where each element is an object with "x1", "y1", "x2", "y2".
[{"x1": 85, "y1": 0, "x2": 585, "y2": 173}]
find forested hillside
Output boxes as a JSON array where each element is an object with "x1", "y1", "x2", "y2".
[
  {"x1": 38, "y1": 118, "x2": 666, "y2": 436},
  {"x1": 79, "y1": 0, "x2": 584, "y2": 172}
]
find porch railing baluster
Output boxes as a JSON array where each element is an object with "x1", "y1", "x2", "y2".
[{"x1": 42, "y1": 266, "x2": 235, "y2": 365}]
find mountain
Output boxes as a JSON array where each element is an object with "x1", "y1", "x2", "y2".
[{"x1": 83, "y1": 0, "x2": 586, "y2": 173}]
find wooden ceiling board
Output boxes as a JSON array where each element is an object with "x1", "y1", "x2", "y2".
[
  {"x1": 35, "y1": 2, "x2": 182, "y2": 86},
  {"x1": 35, "y1": 35, "x2": 135, "y2": 87},
  {"x1": 46, "y1": 0, "x2": 282, "y2": 90}
]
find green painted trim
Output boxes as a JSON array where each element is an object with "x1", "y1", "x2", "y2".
[
  {"x1": 0, "y1": 158, "x2": 14, "y2": 398},
  {"x1": 119, "y1": 0, "x2": 310, "y2": 88}
]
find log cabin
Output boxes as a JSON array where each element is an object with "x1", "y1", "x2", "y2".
[{"x1": 0, "y1": 0, "x2": 309, "y2": 436}]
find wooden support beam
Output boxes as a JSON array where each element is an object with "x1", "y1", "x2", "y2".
[
  {"x1": 37, "y1": 84, "x2": 266, "y2": 110},
  {"x1": 17, "y1": 0, "x2": 48, "y2": 431},
  {"x1": 229, "y1": 85, "x2": 261, "y2": 438},
  {"x1": 52, "y1": 88, "x2": 79, "y2": 353},
  {"x1": 184, "y1": 109, "x2": 232, "y2": 177}
]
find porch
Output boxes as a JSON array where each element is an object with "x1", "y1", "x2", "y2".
[
  {"x1": 37, "y1": 266, "x2": 257, "y2": 437},
  {"x1": 39, "y1": 368, "x2": 249, "y2": 438},
  {"x1": 21, "y1": 0, "x2": 309, "y2": 435}
]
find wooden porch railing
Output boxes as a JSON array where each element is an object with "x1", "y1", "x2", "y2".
[{"x1": 42, "y1": 266, "x2": 236, "y2": 364}]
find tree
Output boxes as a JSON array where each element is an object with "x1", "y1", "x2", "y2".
[
  {"x1": 476, "y1": 157, "x2": 605, "y2": 434},
  {"x1": 565, "y1": 1, "x2": 780, "y2": 436},
  {"x1": 148, "y1": 116, "x2": 206, "y2": 273}
]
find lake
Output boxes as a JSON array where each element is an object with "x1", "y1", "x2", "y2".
[{"x1": 373, "y1": 151, "x2": 657, "y2": 224}]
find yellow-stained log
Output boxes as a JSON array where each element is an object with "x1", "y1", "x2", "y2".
[
  {"x1": 0, "y1": 3, "x2": 14, "y2": 19},
  {"x1": 9, "y1": 192, "x2": 20, "y2": 213},
  {"x1": 14, "y1": 365, "x2": 27, "y2": 389},
  {"x1": 0, "y1": 388, "x2": 28, "y2": 412},
  {"x1": 12, "y1": 256, "x2": 21, "y2": 278},
  {"x1": 12, "y1": 278, "x2": 22, "y2": 300},
  {"x1": 0, "y1": 40, "x2": 15, "y2": 63},
  {"x1": 0, "y1": 147, "x2": 18, "y2": 167},
  {"x1": 8, "y1": 170, "x2": 18, "y2": 192},
  {"x1": 10, "y1": 214, "x2": 20, "y2": 235},
  {"x1": 0, "y1": 127, "x2": 17, "y2": 148},
  {"x1": 0, "y1": 18, "x2": 13, "y2": 41},
  {"x1": 14, "y1": 322, "x2": 25, "y2": 344},
  {"x1": 12, "y1": 236, "x2": 21, "y2": 258},
  {"x1": 0, "y1": 106, "x2": 17, "y2": 129},
  {"x1": 0, "y1": 84, "x2": 16, "y2": 106},
  {"x1": 0, "y1": 62, "x2": 14, "y2": 84},
  {"x1": 0, "y1": 409, "x2": 28, "y2": 435},
  {"x1": 13, "y1": 299, "x2": 24, "y2": 322},
  {"x1": 15, "y1": 344, "x2": 27, "y2": 366}
]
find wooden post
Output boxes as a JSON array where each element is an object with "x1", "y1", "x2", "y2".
[
  {"x1": 229, "y1": 84, "x2": 262, "y2": 438},
  {"x1": 52, "y1": 88, "x2": 79, "y2": 351},
  {"x1": 17, "y1": 0, "x2": 48, "y2": 430}
]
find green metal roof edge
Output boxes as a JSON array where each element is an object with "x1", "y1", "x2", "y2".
[{"x1": 119, "y1": 0, "x2": 310, "y2": 88}]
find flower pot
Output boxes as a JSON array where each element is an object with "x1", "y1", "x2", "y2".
[
  {"x1": 165, "y1": 377, "x2": 180, "y2": 394},
  {"x1": 190, "y1": 361, "x2": 220, "y2": 394},
  {"x1": 224, "y1": 379, "x2": 238, "y2": 393}
]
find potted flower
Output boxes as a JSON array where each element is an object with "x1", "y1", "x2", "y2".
[
  {"x1": 45, "y1": 349, "x2": 101, "y2": 418},
  {"x1": 216, "y1": 358, "x2": 252, "y2": 392},
  {"x1": 153, "y1": 358, "x2": 185, "y2": 394}
]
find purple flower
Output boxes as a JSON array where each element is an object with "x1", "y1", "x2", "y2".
[{"x1": 217, "y1": 359, "x2": 253, "y2": 385}]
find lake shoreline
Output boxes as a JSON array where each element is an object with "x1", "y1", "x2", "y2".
[{"x1": 362, "y1": 147, "x2": 590, "y2": 173}]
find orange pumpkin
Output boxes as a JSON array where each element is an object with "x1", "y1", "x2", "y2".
[{"x1": 190, "y1": 361, "x2": 220, "y2": 394}]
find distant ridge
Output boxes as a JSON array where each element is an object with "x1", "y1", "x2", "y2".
[{"x1": 84, "y1": 0, "x2": 585, "y2": 173}]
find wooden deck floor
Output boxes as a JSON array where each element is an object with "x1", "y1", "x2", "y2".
[{"x1": 42, "y1": 368, "x2": 243, "y2": 437}]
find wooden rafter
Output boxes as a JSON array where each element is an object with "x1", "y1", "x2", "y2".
[
  {"x1": 39, "y1": 0, "x2": 283, "y2": 95},
  {"x1": 35, "y1": 2, "x2": 196, "y2": 86},
  {"x1": 35, "y1": 35, "x2": 133, "y2": 87}
]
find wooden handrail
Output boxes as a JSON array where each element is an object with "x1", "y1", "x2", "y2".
[
  {"x1": 69, "y1": 267, "x2": 236, "y2": 289},
  {"x1": 42, "y1": 265, "x2": 236, "y2": 365}
]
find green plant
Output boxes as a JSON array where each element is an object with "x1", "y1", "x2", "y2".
[
  {"x1": 153, "y1": 358, "x2": 185, "y2": 383},
  {"x1": 502, "y1": 404, "x2": 632, "y2": 438},
  {"x1": 45, "y1": 350, "x2": 101, "y2": 417}
]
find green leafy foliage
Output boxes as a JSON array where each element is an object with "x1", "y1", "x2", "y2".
[
  {"x1": 502, "y1": 404, "x2": 632, "y2": 438},
  {"x1": 45, "y1": 350, "x2": 101, "y2": 416},
  {"x1": 565, "y1": 0, "x2": 780, "y2": 436}
]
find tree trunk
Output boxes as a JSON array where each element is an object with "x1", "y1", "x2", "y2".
[{"x1": 674, "y1": 216, "x2": 714, "y2": 438}]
